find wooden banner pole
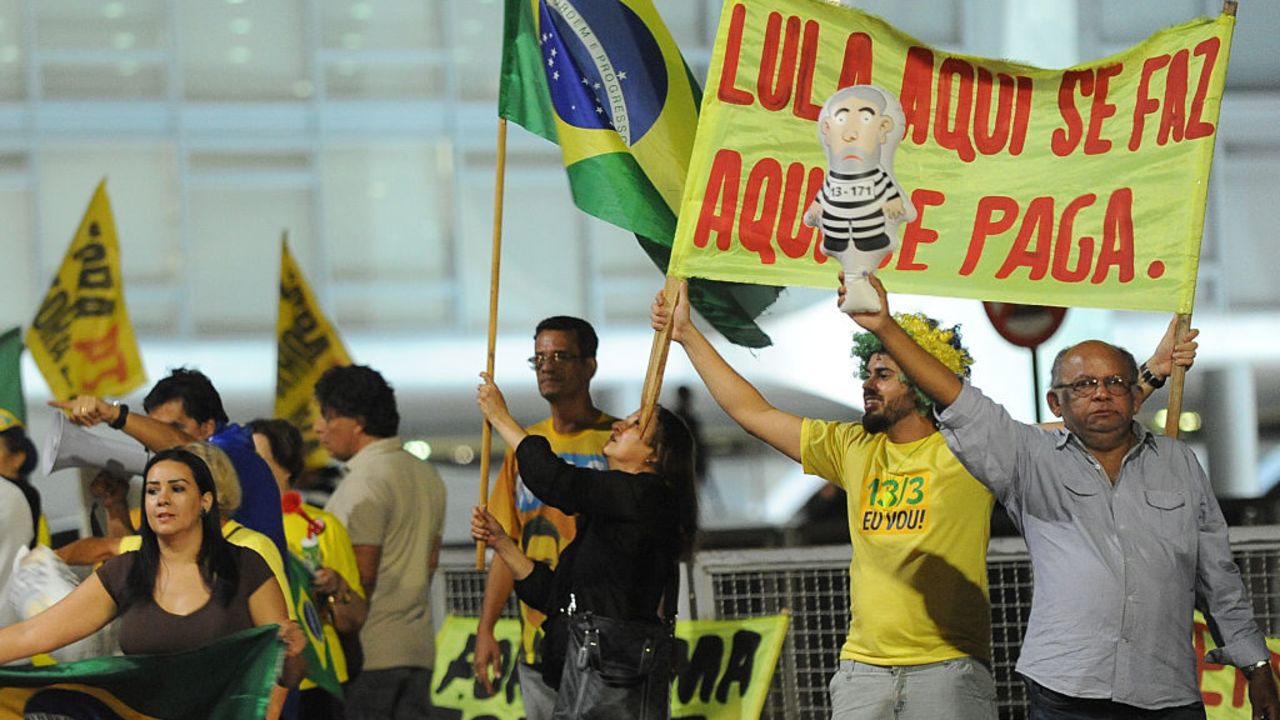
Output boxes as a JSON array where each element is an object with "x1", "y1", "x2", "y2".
[
  {"x1": 1162, "y1": 313, "x2": 1193, "y2": 439},
  {"x1": 477, "y1": 118, "x2": 509, "y2": 570},
  {"x1": 639, "y1": 275, "x2": 682, "y2": 434}
]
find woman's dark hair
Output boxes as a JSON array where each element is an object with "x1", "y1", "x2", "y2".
[
  {"x1": 246, "y1": 418, "x2": 305, "y2": 482},
  {"x1": 652, "y1": 406, "x2": 699, "y2": 561},
  {"x1": 123, "y1": 448, "x2": 238, "y2": 609},
  {"x1": 0, "y1": 426, "x2": 38, "y2": 479}
]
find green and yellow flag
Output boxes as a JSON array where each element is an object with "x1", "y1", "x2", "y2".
[
  {"x1": 669, "y1": 0, "x2": 1233, "y2": 314},
  {"x1": 0, "y1": 327, "x2": 25, "y2": 424},
  {"x1": 499, "y1": 0, "x2": 782, "y2": 347},
  {"x1": 25, "y1": 180, "x2": 146, "y2": 400},
  {"x1": 0, "y1": 625, "x2": 282, "y2": 720},
  {"x1": 275, "y1": 237, "x2": 352, "y2": 469},
  {"x1": 285, "y1": 552, "x2": 344, "y2": 697}
]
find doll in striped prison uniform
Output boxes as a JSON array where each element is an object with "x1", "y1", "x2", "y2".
[{"x1": 804, "y1": 84, "x2": 917, "y2": 314}]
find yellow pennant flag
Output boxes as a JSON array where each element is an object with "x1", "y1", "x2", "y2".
[
  {"x1": 668, "y1": 0, "x2": 1234, "y2": 314},
  {"x1": 275, "y1": 237, "x2": 352, "y2": 469},
  {"x1": 26, "y1": 180, "x2": 145, "y2": 400}
]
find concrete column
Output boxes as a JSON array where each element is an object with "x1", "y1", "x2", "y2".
[{"x1": 1202, "y1": 364, "x2": 1258, "y2": 497}]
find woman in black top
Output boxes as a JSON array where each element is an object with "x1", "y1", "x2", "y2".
[{"x1": 474, "y1": 373, "x2": 697, "y2": 719}]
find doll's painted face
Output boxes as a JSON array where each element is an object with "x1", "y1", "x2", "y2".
[{"x1": 820, "y1": 92, "x2": 894, "y2": 173}]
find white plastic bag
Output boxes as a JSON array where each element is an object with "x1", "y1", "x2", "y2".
[{"x1": 7, "y1": 545, "x2": 118, "y2": 663}]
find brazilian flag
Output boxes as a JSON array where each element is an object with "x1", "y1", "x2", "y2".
[
  {"x1": 499, "y1": 0, "x2": 781, "y2": 348},
  {"x1": 0, "y1": 625, "x2": 281, "y2": 719},
  {"x1": 284, "y1": 552, "x2": 344, "y2": 697}
]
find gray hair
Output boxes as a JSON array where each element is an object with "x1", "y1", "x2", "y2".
[{"x1": 815, "y1": 84, "x2": 906, "y2": 169}]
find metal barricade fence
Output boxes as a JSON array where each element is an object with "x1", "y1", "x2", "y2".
[{"x1": 438, "y1": 526, "x2": 1280, "y2": 719}]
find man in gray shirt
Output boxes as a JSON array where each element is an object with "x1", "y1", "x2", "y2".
[{"x1": 849, "y1": 278, "x2": 1279, "y2": 719}]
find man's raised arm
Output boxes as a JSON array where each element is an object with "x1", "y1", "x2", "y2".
[
  {"x1": 651, "y1": 282, "x2": 803, "y2": 463},
  {"x1": 49, "y1": 395, "x2": 199, "y2": 452},
  {"x1": 847, "y1": 277, "x2": 963, "y2": 408}
]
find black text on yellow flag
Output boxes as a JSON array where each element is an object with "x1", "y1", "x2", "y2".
[
  {"x1": 26, "y1": 179, "x2": 146, "y2": 401},
  {"x1": 275, "y1": 235, "x2": 353, "y2": 469}
]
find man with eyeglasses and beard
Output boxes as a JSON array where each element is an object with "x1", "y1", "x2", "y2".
[
  {"x1": 473, "y1": 316, "x2": 616, "y2": 719},
  {"x1": 850, "y1": 276, "x2": 1279, "y2": 720}
]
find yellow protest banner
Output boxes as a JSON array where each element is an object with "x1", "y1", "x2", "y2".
[
  {"x1": 1196, "y1": 613, "x2": 1280, "y2": 719},
  {"x1": 25, "y1": 180, "x2": 146, "y2": 401},
  {"x1": 275, "y1": 237, "x2": 353, "y2": 469},
  {"x1": 668, "y1": 0, "x2": 1233, "y2": 313},
  {"x1": 431, "y1": 613, "x2": 789, "y2": 719}
]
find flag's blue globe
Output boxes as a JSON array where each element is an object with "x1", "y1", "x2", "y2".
[{"x1": 538, "y1": 0, "x2": 668, "y2": 146}]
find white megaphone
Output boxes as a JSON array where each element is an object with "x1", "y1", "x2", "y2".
[{"x1": 42, "y1": 411, "x2": 150, "y2": 477}]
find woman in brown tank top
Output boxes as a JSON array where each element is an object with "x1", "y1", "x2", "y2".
[{"x1": 0, "y1": 447, "x2": 306, "y2": 719}]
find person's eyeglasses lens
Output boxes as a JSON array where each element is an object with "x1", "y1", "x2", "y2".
[
  {"x1": 527, "y1": 352, "x2": 579, "y2": 370},
  {"x1": 1067, "y1": 375, "x2": 1131, "y2": 398}
]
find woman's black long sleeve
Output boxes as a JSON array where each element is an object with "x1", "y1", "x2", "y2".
[{"x1": 511, "y1": 435, "x2": 681, "y2": 623}]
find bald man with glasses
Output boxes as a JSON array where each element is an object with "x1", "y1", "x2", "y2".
[{"x1": 473, "y1": 316, "x2": 616, "y2": 719}]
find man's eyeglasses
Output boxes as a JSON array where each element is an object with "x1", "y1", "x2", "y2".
[
  {"x1": 528, "y1": 351, "x2": 581, "y2": 370},
  {"x1": 1051, "y1": 375, "x2": 1135, "y2": 399}
]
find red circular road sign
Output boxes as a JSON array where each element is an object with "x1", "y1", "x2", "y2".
[{"x1": 982, "y1": 302, "x2": 1067, "y2": 349}]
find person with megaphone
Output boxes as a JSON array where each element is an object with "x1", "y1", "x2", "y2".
[{"x1": 51, "y1": 368, "x2": 287, "y2": 560}]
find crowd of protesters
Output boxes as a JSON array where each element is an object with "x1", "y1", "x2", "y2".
[{"x1": 1, "y1": 292, "x2": 1278, "y2": 720}]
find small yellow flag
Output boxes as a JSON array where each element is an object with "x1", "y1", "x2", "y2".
[
  {"x1": 26, "y1": 180, "x2": 146, "y2": 401},
  {"x1": 275, "y1": 236, "x2": 352, "y2": 469}
]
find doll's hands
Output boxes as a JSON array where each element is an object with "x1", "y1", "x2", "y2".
[
  {"x1": 883, "y1": 196, "x2": 906, "y2": 220},
  {"x1": 803, "y1": 201, "x2": 822, "y2": 228}
]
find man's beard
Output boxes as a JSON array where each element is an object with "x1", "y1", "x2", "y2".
[
  {"x1": 863, "y1": 410, "x2": 890, "y2": 434},
  {"x1": 862, "y1": 395, "x2": 912, "y2": 434}
]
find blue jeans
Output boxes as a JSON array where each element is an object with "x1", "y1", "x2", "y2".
[
  {"x1": 343, "y1": 666, "x2": 432, "y2": 720},
  {"x1": 1024, "y1": 677, "x2": 1206, "y2": 720},
  {"x1": 828, "y1": 657, "x2": 996, "y2": 720}
]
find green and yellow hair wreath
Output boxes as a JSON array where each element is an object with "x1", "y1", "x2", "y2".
[{"x1": 851, "y1": 313, "x2": 974, "y2": 414}]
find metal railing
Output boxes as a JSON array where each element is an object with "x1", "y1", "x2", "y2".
[{"x1": 437, "y1": 526, "x2": 1280, "y2": 719}]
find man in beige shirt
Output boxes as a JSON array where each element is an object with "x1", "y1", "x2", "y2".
[{"x1": 316, "y1": 365, "x2": 447, "y2": 720}]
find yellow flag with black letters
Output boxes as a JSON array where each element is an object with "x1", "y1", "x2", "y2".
[
  {"x1": 25, "y1": 179, "x2": 146, "y2": 401},
  {"x1": 275, "y1": 236, "x2": 352, "y2": 469}
]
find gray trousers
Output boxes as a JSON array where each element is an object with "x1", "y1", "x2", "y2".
[
  {"x1": 828, "y1": 657, "x2": 997, "y2": 720},
  {"x1": 517, "y1": 661, "x2": 558, "y2": 720}
]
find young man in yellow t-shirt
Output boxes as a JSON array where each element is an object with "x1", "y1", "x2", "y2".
[
  {"x1": 653, "y1": 282, "x2": 1185, "y2": 719},
  {"x1": 473, "y1": 317, "x2": 614, "y2": 720}
]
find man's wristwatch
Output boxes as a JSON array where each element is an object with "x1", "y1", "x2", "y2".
[
  {"x1": 1243, "y1": 659, "x2": 1271, "y2": 678},
  {"x1": 108, "y1": 402, "x2": 129, "y2": 429},
  {"x1": 1138, "y1": 362, "x2": 1165, "y2": 389}
]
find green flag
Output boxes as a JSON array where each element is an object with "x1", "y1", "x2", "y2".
[
  {"x1": 0, "y1": 625, "x2": 282, "y2": 719},
  {"x1": 498, "y1": 0, "x2": 782, "y2": 347},
  {"x1": 0, "y1": 327, "x2": 24, "y2": 424},
  {"x1": 285, "y1": 552, "x2": 344, "y2": 697}
]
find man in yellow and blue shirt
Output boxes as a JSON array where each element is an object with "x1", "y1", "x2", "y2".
[{"x1": 473, "y1": 317, "x2": 615, "y2": 720}]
